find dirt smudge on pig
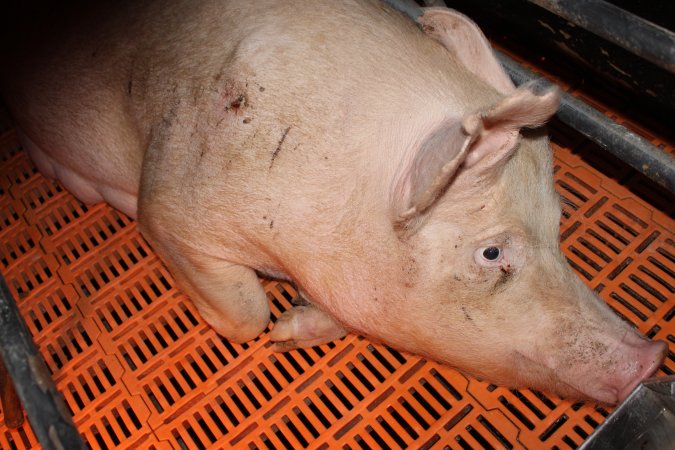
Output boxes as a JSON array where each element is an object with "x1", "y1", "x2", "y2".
[
  {"x1": 491, "y1": 265, "x2": 514, "y2": 294},
  {"x1": 402, "y1": 256, "x2": 418, "y2": 288}
]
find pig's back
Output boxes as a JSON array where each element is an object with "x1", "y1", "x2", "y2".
[{"x1": 2, "y1": 0, "x2": 490, "y2": 223}]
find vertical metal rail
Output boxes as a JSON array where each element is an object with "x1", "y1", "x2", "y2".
[{"x1": 0, "y1": 275, "x2": 86, "y2": 450}]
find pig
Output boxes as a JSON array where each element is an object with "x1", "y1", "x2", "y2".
[{"x1": 1, "y1": 0, "x2": 666, "y2": 405}]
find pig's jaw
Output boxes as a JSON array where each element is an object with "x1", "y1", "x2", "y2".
[{"x1": 515, "y1": 334, "x2": 667, "y2": 405}]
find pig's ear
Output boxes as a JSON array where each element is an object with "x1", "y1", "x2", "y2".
[
  {"x1": 419, "y1": 8, "x2": 514, "y2": 95},
  {"x1": 395, "y1": 82, "x2": 559, "y2": 222}
]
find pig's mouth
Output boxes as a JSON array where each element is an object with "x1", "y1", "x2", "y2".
[{"x1": 512, "y1": 351, "x2": 592, "y2": 402}]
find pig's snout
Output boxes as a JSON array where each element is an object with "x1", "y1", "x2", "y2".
[
  {"x1": 575, "y1": 333, "x2": 668, "y2": 405},
  {"x1": 611, "y1": 336, "x2": 667, "y2": 404},
  {"x1": 524, "y1": 325, "x2": 668, "y2": 405}
]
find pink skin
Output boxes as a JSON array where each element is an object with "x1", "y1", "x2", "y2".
[
  {"x1": 1, "y1": 1, "x2": 666, "y2": 404},
  {"x1": 615, "y1": 336, "x2": 667, "y2": 401},
  {"x1": 522, "y1": 333, "x2": 667, "y2": 404}
]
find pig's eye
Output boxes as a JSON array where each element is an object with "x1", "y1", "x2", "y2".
[
  {"x1": 482, "y1": 247, "x2": 501, "y2": 261},
  {"x1": 474, "y1": 246, "x2": 504, "y2": 266}
]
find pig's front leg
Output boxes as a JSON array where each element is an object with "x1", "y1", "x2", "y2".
[
  {"x1": 137, "y1": 111, "x2": 274, "y2": 342},
  {"x1": 140, "y1": 224, "x2": 271, "y2": 342},
  {"x1": 270, "y1": 303, "x2": 346, "y2": 351},
  {"x1": 173, "y1": 257, "x2": 271, "y2": 343},
  {"x1": 181, "y1": 260, "x2": 271, "y2": 343}
]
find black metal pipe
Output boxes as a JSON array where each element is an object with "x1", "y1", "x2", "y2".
[
  {"x1": 527, "y1": 0, "x2": 675, "y2": 73},
  {"x1": 384, "y1": 0, "x2": 423, "y2": 20},
  {"x1": 496, "y1": 51, "x2": 675, "y2": 193},
  {"x1": 0, "y1": 274, "x2": 85, "y2": 450}
]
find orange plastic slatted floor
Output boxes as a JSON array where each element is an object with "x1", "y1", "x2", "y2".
[{"x1": 1, "y1": 56, "x2": 674, "y2": 450}]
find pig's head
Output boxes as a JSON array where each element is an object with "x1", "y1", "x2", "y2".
[{"x1": 364, "y1": 8, "x2": 667, "y2": 405}]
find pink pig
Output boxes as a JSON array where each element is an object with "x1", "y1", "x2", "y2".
[{"x1": 1, "y1": 0, "x2": 666, "y2": 404}]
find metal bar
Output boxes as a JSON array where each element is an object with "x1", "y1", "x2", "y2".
[
  {"x1": 384, "y1": 0, "x2": 424, "y2": 20},
  {"x1": 527, "y1": 0, "x2": 675, "y2": 73},
  {"x1": 496, "y1": 51, "x2": 675, "y2": 193},
  {"x1": 0, "y1": 274, "x2": 85, "y2": 450},
  {"x1": 579, "y1": 375, "x2": 675, "y2": 449}
]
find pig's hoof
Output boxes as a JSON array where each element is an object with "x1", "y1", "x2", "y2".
[{"x1": 269, "y1": 305, "x2": 346, "y2": 351}]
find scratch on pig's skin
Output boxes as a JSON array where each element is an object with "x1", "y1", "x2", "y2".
[
  {"x1": 225, "y1": 94, "x2": 247, "y2": 112},
  {"x1": 269, "y1": 126, "x2": 291, "y2": 170}
]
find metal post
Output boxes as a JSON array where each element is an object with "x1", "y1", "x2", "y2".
[{"x1": 0, "y1": 275, "x2": 86, "y2": 450}]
